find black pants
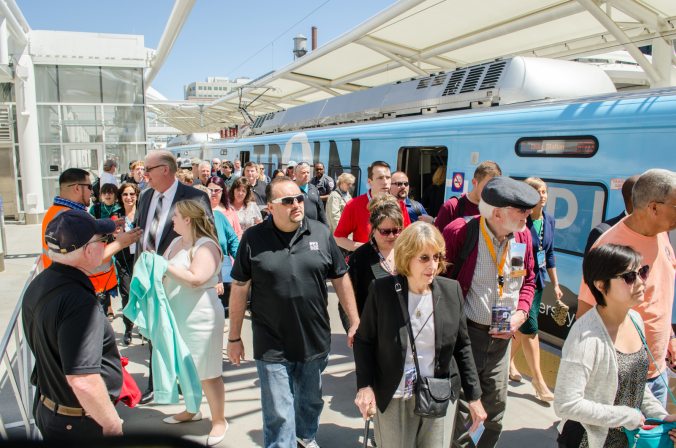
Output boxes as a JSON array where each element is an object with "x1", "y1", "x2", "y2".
[
  {"x1": 115, "y1": 260, "x2": 134, "y2": 333},
  {"x1": 35, "y1": 401, "x2": 103, "y2": 440},
  {"x1": 218, "y1": 282, "x2": 232, "y2": 318}
]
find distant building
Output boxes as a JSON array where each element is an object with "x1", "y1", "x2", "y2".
[{"x1": 184, "y1": 77, "x2": 251, "y2": 101}]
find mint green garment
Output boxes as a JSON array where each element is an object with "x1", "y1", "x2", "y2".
[{"x1": 123, "y1": 252, "x2": 203, "y2": 413}]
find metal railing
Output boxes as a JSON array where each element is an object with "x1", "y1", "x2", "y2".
[{"x1": 0, "y1": 256, "x2": 42, "y2": 439}]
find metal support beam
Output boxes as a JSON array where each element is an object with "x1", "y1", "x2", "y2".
[
  {"x1": 651, "y1": 36, "x2": 676, "y2": 87},
  {"x1": 358, "y1": 38, "x2": 429, "y2": 76},
  {"x1": 283, "y1": 72, "x2": 366, "y2": 92},
  {"x1": 144, "y1": 0, "x2": 196, "y2": 88},
  {"x1": 0, "y1": 0, "x2": 26, "y2": 45},
  {"x1": 4, "y1": 0, "x2": 29, "y2": 34},
  {"x1": 357, "y1": 35, "x2": 457, "y2": 70},
  {"x1": 608, "y1": 0, "x2": 663, "y2": 31},
  {"x1": 577, "y1": 0, "x2": 662, "y2": 85}
]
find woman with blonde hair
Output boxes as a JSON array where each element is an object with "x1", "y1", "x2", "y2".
[
  {"x1": 354, "y1": 221, "x2": 486, "y2": 447},
  {"x1": 423, "y1": 165, "x2": 446, "y2": 217},
  {"x1": 161, "y1": 199, "x2": 228, "y2": 445},
  {"x1": 326, "y1": 173, "x2": 356, "y2": 232}
]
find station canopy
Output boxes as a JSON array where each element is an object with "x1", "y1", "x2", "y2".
[{"x1": 147, "y1": 0, "x2": 676, "y2": 134}]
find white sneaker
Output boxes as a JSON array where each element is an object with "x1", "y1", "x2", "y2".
[{"x1": 297, "y1": 438, "x2": 320, "y2": 448}]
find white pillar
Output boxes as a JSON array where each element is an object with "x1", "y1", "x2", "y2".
[
  {"x1": 651, "y1": 38, "x2": 676, "y2": 88},
  {"x1": 0, "y1": 19, "x2": 8, "y2": 66},
  {"x1": 14, "y1": 51, "x2": 45, "y2": 224}
]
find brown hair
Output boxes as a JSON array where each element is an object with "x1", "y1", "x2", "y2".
[
  {"x1": 176, "y1": 169, "x2": 194, "y2": 184},
  {"x1": 473, "y1": 161, "x2": 502, "y2": 182},
  {"x1": 130, "y1": 160, "x2": 145, "y2": 170},
  {"x1": 367, "y1": 194, "x2": 404, "y2": 239},
  {"x1": 432, "y1": 165, "x2": 446, "y2": 186},
  {"x1": 394, "y1": 222, "x2": 447, "y2": 277},
  {"x1": 229, "y1": 176, "x2": 255, "y2": 206}
]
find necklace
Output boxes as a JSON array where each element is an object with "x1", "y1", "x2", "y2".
[{"x1": 371, "y1": 239, "x2": 395, "y2": 275}]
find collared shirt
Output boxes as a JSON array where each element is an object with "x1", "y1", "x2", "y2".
[
  {"x1": 310, "y1": 174, "x2": 335, "y2": 196},
  {"x1": 231, "y1": 217, "x2": 347, "y2": 362},
  {"x1": 52, "y1": 196, "x2": 87, "y2": 211},
  {"x1": 465, "y1": 222, "x2": 522, "y2": 325},
  {"x1": 142, "y1": 180, "x2": 179, "y2": 251}
]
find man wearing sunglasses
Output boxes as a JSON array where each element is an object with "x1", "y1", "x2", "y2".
[
  {"x1": 25, "y1": 210, "x2": 123, "y2": 439},
  {"x1": 228, "y1": 177, "x2": 359, "y2": 448},
  {"x1": 390, "y1": 171, "x2": 434, "y2": 224},
  {"x1": 444, "y1": 176, "x2": 539, "y2": 448},
  {"x1": 577, "y1": 168, "x2": 676, "y2": 407}
]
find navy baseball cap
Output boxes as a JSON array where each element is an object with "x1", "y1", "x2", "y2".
[
  {"x1": 45, "y1": 210, "x2": 116, "y2": 254},
  {"x1": 481, "y1": 176, "x2": 540, "y2": 209}
]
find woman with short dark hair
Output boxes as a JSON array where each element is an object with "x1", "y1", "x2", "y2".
[
  {"x1": 229, "y1": 177, "x2": 262, "y2": 231},
  {"x1": 554, "y1": 244, "x2": 676, "y2": 448}
]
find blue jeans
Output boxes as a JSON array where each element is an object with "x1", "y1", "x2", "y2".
[
  {"x1": 256, "y1": 355, "x2": 329, "y2": 448},
  {"x1": 647, "y1": 369, "x2": 669, "y2": 408}
]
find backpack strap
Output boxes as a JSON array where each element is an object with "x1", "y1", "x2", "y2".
[
  {"x1": 456, "y1": 195, "x2": 467, "y2": 218},
  {"x1": 450, "y1": 217, "x2": 480, "y2": 280}
]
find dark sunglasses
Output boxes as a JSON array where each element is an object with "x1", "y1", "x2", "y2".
[
  {"x1": 85, "y1": 234, "x2": 113, "y2": 247},
  {"x1": 392, "y1": 181, "x2": 409, "y2": 187},
  {"x1": 271, "y1": 194, "x2": 305, "y2": 205},
  {"x1": 376, "y1": 227, "x2": 402, "y2": 237},
  {"x1": 615, "y1": 265, "x2": 650, "y2": 285},
  {"x1": 68, "y1": 183, "x2": 93, "y2": 190},
  {"x1": 418, "y1": 253, "x2": 443, "y2": 263}
]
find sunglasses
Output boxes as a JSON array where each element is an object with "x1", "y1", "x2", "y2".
[
  {"x1": 85, "y1": 234, "x2": 113, "y2": 247},
  {"x1": 418, "y1": 253, "x2": 443, "y2": 263},
  {"x1": 208, "y1": 188, "x2": 223, "y2": 195},
  {"x1": 271, "y1": 194, "x2": 305, "y2": 205},
  {"x1": 121, "y1": 192, "x2": 137, "y2": 197},
  {"x1": 615, "y1": 265, "x2": 650, "y2": 285},
  {"x1": 68, "y1": 183, "x2": 93, "y2": 190},
  {"x1": 376, "y1": 227, "x2": 402, "y2": 236},
  {"x1": 392, "y1": 181, "x2": 409, "y2": 187}
]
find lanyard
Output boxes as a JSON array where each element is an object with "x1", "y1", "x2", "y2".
[
  {"x1": 370, "y1": 239, "x2": 395, "y2": 275},
  {"x1": 480, "y1": 217, "x2": 509, "y2": 298},
  {"x1": 533, "y1": 217, "x2": 544, "y2": 250}
]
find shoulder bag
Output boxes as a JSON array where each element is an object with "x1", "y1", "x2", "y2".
[
  {"x1": 621, "y1": 315, "x2": 676, "y2": 448},
  {"x1": 393, "y1": 277, "x2": 452, "y2": 418}
]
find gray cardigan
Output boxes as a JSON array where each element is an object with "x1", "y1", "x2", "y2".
[{"x1": 554, "y1": 308, "x2": 667, "y2": 448}]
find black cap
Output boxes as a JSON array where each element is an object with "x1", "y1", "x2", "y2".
[
  {"x1": 481, "y1": 176, "x2": 540, "y2": 209},
  {"x1": 45, "y1": 210, "x2": 116, "y2": 254}
]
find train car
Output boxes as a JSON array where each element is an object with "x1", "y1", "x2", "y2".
[{"x1": 169, "y1": 58, "x2": 676, "y2": 346}]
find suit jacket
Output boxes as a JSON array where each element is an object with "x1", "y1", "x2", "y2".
[
  {"x1": 134, "y1": 182, "x2": 213, "y2": 258},
  {"x1": 353, "y1": 275, "x2": 482, "y2": 413},
  {"x1": 303, "y1": 183, "x2": 327, "y2": 225},
  {"x1": 527, "y1": 211, "x2": 557, "y2": 290}
]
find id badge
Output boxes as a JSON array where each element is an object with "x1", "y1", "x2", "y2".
[
  {"x1": 536, "y1": 250, "x2": 546, "y2": 269},
  {"x1": 510, "y1": 242, "x2": 527, "y2": 277},
  {"x1": 490, "y1": 305, "x2": 512, "y2": 333},
  {"x1": 403, "y1": 365, "x2": 417, "y2": 399}
]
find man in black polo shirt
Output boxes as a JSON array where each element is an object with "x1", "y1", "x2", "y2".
[
  {"x1": 227, "y1": 177, "x2": 359, "y2": 448},
  {"x1": 23, "y1": 210, "x2": 123, "y2": 439}
]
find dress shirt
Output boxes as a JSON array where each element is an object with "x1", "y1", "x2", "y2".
[{"x1": 142, "y1": 180, "x2": 179, "y2": 251}]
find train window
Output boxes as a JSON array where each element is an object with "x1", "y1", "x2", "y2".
[{"x1": 515, "y1": 136, "x2": 598, "y2": 157}]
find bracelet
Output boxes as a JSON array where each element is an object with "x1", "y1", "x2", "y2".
[{"x1": 228, "y1": 338, "x2": 241, "y2": 343}]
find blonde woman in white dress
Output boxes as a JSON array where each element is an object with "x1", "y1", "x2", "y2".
[{"x1": 162, "y1": 199, "x2": 228, "y2": 446}]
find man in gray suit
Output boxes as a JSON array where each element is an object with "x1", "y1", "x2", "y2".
[{"x1": 134, "y1": 149, "x2": 213, "y2": 403}]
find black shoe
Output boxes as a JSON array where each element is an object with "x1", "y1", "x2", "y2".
[
  {"x1": 139, "y1": 389, "x2": 154, "y2": 405},
  {"x1": 123, "y1": 331, "x2": 132, "y2": 346}
]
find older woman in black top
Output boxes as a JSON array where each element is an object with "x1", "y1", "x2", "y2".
[
  {"x1": 339, "y1": 194, "x2": 403, "y2": 331},
  {"x1": 354, "y1": 222, "x2": 486, "y2": 447}
]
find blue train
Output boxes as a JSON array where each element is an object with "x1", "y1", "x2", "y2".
[{"x1": 169, "y1": 80, "x2": 676, "y2": 345}]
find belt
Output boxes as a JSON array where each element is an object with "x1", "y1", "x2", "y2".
[
  {"x1": 466, "y1": 319, "x2": 491, "y2": 332},
  {"x1": 40, "y1": 396, "x2": 87, "y2": 417}
]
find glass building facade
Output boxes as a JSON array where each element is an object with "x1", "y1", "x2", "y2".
[{"x1": 21, "y1": 65, "x2": 146, "y2": 207}]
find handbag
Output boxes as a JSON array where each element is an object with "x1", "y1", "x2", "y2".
[
  {"x1": 393, "y1": 277, "x2": 452, "y2": 419},
  {"x1": 622, "y1": 316, "x2": 676, "y2": 448}
]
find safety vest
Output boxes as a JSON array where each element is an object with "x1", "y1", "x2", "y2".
[{"x1": 41, "y1": 204, "x2": 118, "y2": 294}]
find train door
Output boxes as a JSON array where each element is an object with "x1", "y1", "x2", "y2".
[
  {"x1": 397, "y1": 146, "x2": 447, "y2": 216},
  {"x1": 239, "y1": 150, "x2": 250, "y2": 165}
]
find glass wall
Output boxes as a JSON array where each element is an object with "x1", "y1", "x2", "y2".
[{"x1": 31, "y1": 65, "x2": 146, "y2": 208}]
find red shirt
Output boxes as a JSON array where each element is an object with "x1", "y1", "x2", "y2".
[{"x1": 333, "y1": 191, "x2": 411, "y2": 243}]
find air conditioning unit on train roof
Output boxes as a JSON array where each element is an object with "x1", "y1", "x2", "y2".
[{"x1": 250, "y1": 57, "x2": 616, "y2": 135}]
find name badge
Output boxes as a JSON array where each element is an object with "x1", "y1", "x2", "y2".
[
  {"x1": 536, "y1": 250, "x2": 546, "y2": 269},
  {"x1": 510, "y1": 242, "x2": 527, "y2": 277},
  {"x1": 490, "y1": 305, "x2": 512, "y2": 333}
]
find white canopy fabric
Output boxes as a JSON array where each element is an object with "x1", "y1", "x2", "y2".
[{"x1": 147, "y1": 0, "x2": 676, "y2": 133}]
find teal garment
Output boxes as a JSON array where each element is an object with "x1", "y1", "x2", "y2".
[
  {"x1": 214, "y1": 210, "x2": 239, "y2": 283},
  {"x1": 123, "y1": 252, "x2": 203, "y2": 413},
  {"x1": 88, "y1": 202, "x2": 121, "y2": 219}
]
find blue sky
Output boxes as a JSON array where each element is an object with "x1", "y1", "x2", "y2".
[{"x1": 18, "y1": 0, "x2": 396, "y2": 99}]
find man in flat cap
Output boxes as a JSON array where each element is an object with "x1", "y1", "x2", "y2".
[
  {"x1": 443, "y1": 177, "x2": 538, "y2": 447},
  {"x1": 23, "y1": 210, "x2": 124, "y2": 440}
]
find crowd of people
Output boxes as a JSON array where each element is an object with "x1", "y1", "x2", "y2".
[{"x1": 22, "y1": 150, "x2": 676, "y2": 448}]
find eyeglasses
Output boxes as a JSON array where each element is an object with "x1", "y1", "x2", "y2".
[
  {"x1": 121, "y1": 192, "x2": 137, "y2": 197},
  {"x1": 68, "y1": 183, "x2": 93, "y2": 190},
  {"x1": 85, "y1": 234, "x2": 112, "y2": 248},
  {"x1": 271, "y1": 194, "x2": 305, "y2": 205},
  {"x1": 417, "y1": 253, "x2": 443, "y2": 263},
  {"x1": 145, "y1": 164, "x2": 167, "y2": 173},
  {"x1": 208, "y1": 188, "x2": 223, "y2": 195},
  {"x1": 392, "y1": 181, "x2": 409, "y2": 187},
  {"x1": 615, "y1": 265, "x2": 650, "y2": 285},
  {"x1": 376, "y1": 227, "x2": 402, "y2": 237}
]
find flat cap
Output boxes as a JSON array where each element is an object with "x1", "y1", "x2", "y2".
[{"x1": 481, "y1": 176, "x2": 540, "y2": 209}]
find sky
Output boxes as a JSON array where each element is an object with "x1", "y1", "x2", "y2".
[{"x1": 18, "y1": 0, "x2": 397, "y2": 100}]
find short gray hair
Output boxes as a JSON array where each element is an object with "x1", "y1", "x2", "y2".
[
  {"x1": 48, "y1": 247, "x2": 84, "y2": 265},
  {"x1": 337, "y1": 172, "x2": 355, "y2": 186},
  {"x1": 632, "y1": 169, "x2": 676, "y2": 210},
  {"x1": 295, "y1": 161, "x2": 311, "y2": 173},
  {"x1": 198, "y1": 161, "x2": 212, "y2": 171},
  {"x1": 478, "y1": 199, "x2": 497, "y2": 220}
]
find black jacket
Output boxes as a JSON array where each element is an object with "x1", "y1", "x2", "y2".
[
  {"x1": 303, "y1": 183, "x2": 327, "y2": 225},
  {"x1": 353, "y1": 275, "x2": 482, "y2": 413},
  {"x1": 134, "y1": 181, "x2": 213, "y2": 258}
]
